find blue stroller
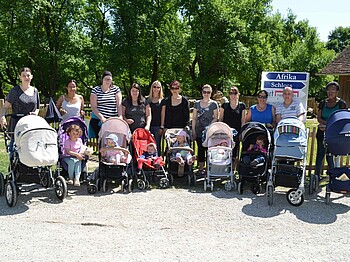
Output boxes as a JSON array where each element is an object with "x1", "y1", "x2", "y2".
[
  {"x1": 324, "y1": 109, "x2": 350, "y2": 204},
  {"x1": 266, "y1": 117, "x2": 308, "y2": 206}
]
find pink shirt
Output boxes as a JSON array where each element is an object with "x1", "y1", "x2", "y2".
[{"x1": 64, "y1": 138, "x2": 83, "y2": 157}]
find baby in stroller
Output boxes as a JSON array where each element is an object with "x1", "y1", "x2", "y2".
[
  {"x1": 173, "y1": 130, "x2": 196, "y2": 166},
  {"x1": 137, "y1": 142, "x2": 163, "y2": 170},
  {"x1": 243, "y1": 135, "x2": 267, "y2": 167},
  {"x1": 100, "y1": 134, "x2": 129, "y2": 165}
]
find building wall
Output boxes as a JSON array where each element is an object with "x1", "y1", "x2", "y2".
[{"x1": 339, "y1": 75, "x2": 350, "y2": 104}]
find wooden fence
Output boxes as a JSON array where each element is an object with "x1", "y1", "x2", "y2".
[{"x1": 0, "y1": 99, "x2": 347, "y2": 176}]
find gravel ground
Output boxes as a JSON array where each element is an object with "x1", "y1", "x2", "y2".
[{"x1": 0, "y1": 177, "x2": 350, "y2": 262}]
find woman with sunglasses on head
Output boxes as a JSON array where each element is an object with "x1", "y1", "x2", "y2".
[
  {"x1": 314, "y1": 81, "x2": 347, "y2": 181},
  {"x1": 219, "y1": 86, "x2": 246, "y2": 167},
  {"x1": 161, "y1": 80, "x2": 189, "y2": 130},
  {"x1": 146, "y1": 80, "x2": 164, "y2": 153},
  {"x1": 89, "y1": 71, "x2": 122, "y2": 139},
  {"x1": 56, "y1": 79, "x2": 85, "y2": 121},
  {"x1": 192, "y1": 84, "x2": 219, "y2": 175},
  {"x1": 122, "y1": 83, "x2": 151, "y2": 133},
  {"x1": 245, "y1": 90, "x2": 276, "y2": 129}
]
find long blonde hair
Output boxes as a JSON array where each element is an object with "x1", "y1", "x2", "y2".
[{"x1": 148, "y1": 80, "x2": 164, "y2": 100}]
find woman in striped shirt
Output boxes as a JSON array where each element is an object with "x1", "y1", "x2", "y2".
[{"x1": 89, "y1": 71, "x2": 123, "y2": 138}]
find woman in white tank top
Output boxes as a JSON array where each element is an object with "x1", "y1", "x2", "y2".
[{"x1": 57, "y1": 79, "x2": 85, "y2": 120}]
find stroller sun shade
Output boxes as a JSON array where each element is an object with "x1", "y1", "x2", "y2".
[{"x1": 325, "y1": 109, "x2": 350, "y2": 155}]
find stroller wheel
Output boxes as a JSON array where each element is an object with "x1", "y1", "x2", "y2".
[
  {"x1": 159, "y1": 178, "x2": 169, "y2": 189},
  {"x1": 128, "y1": 179, "x2": 134, "y2": 193},
  {"x1": 267, "y1": 185, "x2": 274, "y2": 206},
  {"x1": 251, "y1": 184, "x2": 260, "y2": 194},
  {"x1": 325, "y1": 191, "x2": 331, "y2": 205},
  {"x1": 237, "y1": 182, "x2": 243, "y2": 195},
  {"x1": 224, "y1": 182, "x2": 232, "y2": 191},
  {"x1": 102, "y1": 179, "x2": 108, "y2": 192},
  {"x1": 137, "y1": 179, "x2": 146, "y2": 190},
  {"x1": 5, "y1": 181, "x2": 17, "y2": 207},
  {"x1": 203, "y1": 180, "x2": 207, "y2": 191},
  {"x1": 121, "y1": 180, "x2": 126, "y2": 193},
  {"x1": 87, "y1": 184, "x2": 97, "y2": 194},
  {"x1": 54, "y1": 176, "x2": 67, "y2": 200},
  {"x1": 286, "y1": 189, "x2": 304, "y2": 206},
  {"x1": 210, "y1": 181, "x2": 214, "y2": 192},
  {"x1": 0, "y1": 172, "x2": 5, "y2": 196},
  {"x1": 168, "y1": 173, "x2": 174, "y2": 186},
  {"x1": 308, "y1": 174, "x2": 319, "y2": 195}
]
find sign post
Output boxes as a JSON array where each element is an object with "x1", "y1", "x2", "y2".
[{"x1": 261, "y1": 72, "x2": 310, "y2": 110}]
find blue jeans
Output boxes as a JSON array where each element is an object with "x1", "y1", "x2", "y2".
[
  {"x1": 315, "y1": 129, "x2": 334, "y2": 177},
  {"x1": 63, "y1": 157, "x2": 82, "y2": 180},
  {"x1": 243, "y1": 155, "x2": 265, "y2": 165},
  {"x1": 150, "y1": 126, "x2": 162, "y2": 155}
]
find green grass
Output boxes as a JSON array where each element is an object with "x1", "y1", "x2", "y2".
[{"x1": 0, "y1": 136, "x2": 9, "y2": 174}]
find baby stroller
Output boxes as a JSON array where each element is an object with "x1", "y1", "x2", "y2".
[
  {"x1": 202, "y1": 122, "x2": 235, "y2": 191},
  {"x1": 0, "y1": 115, "x2": 67, "y2": 207},
  {"x1": 57, "y1": 116, "x2": 89, "y2": 182},
  {"x1": 267, "y1": 117, "x2": 308, "y2": 206},
  {"x1": 324, "y1": 109, "x2": 350, "y2": 204},
  {"x1": 237, "y1": 122, "x2": 272, "y2": 194},
  {"x1": 132, "y1": 128, "x2": 170, "y2": 189},
  {"x1": 164, "y1": 128, "x2": 195, "y2": 186},
  {"x1": 86, "y1": 117, "x2": 133, "y2": 194}
]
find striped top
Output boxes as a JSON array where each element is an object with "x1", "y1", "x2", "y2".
[{"x1": 91, "y1": 85, "x2": 121, "y2": 118}]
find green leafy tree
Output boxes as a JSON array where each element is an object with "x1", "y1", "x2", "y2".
[{"x1": 326, "y1": 26, "x2": 350, "y2": 53}]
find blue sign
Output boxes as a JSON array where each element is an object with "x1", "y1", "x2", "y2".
[
  {"x1": 263, "y1": 81, "x2": 305, "y2": 89},
  {"x1": 266, "y1": 72, "x2": 308, "y2": 81}
]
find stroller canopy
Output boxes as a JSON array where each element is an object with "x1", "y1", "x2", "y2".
[
  {"x1": 98, "y1": 117, "x2": 131, "y2": 147},
  {"x1": 240, "y1": 122, "x2": 271, "y2": 147},
  {"x1": 325, "y1": 109, "x2": 350, "y2": 155},
  {"x1": 202, "y1": 122, "x2": 235, "y2": 148},
  {"x1": 14, "y1": 115, "x2": 58, "y2": 167}
]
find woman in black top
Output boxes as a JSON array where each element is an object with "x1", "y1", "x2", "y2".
[
  {"x1": 122, "y1": 83, "x2": 151, "y2": 133},
  {"x1": 161, "y1": 80, "x2": 189, "y2": 129},
  {"x1": 219, "y1": 86, "x2": 246, "y2": 166},
  {"x1": 147, "y1": 80, "x2": 164, "y2": 154}
]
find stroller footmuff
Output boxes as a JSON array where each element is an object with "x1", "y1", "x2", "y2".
[
  {"x1": 324, "y1": 110, "x2": 350, "y2": 204},
  {"x1": 1, "y1": 115, "x2": 67, "y2": 207},
  {"x1": 267, "y1": 117, "x2": 308, "y2": 206}
]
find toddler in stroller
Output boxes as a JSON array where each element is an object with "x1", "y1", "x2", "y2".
[
  {"x1": 266, "y1": 117, "x2": 308, "y2": 206},
  {"x1": 86, "y1": 117, "x2": 133, "y2": 194},
  {"x1": 132, "y1": 128, "x2": 168, "y2": 190},
  {"x1": 165, "y1": 129, "x2": 196, "y2": 186},
  {"x1": 237, "y1": 122, "x2": 271, "y2": 194},
  {"x1": 100, "y1": 134, "x2": 129, "y2": 165}
]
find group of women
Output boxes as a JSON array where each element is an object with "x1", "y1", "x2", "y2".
[{"x1": 0, "y1": 68, "x2": 346, "y2": 181}]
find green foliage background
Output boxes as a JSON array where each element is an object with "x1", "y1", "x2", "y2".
[{"x1": 0, "y1": 0, "x2": 349, "y2": 101}]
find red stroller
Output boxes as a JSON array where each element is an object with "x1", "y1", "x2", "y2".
[{"x1": 132, "y1": 128, "x2": 171, "y2": 189}]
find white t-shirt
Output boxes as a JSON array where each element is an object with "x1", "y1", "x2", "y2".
[{"x1": 276, "y1": 99, "x2": 306, "y2": 121}]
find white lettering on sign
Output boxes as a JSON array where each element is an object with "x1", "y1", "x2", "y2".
[{"x1": 276, "y1": 73, "x2": 297, "y2": 80}]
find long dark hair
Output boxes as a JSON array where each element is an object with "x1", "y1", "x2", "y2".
[{"x1": 126, "y1": 83, "x2": 145, "y2": 106}]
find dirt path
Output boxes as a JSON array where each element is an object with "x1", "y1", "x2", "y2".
[{"x1": 0, "y1": 180, "x2": 349, "y2": 261}]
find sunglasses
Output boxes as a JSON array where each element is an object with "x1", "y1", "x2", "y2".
[
  {"x1": 229, "y1": 91, "x2": 238, "y2": 95},
  {"x1": 258, "y1": 95, "x2": 267, "y2": 99},
  {"x1": 153, "y1": 86, "x2": 161, "y2": 89},
  {"x1": 202, "y1": 91, "x2": 211, "y2": 95},
  {"x1": 170, "y1": 87, "x2": 180, "y2": 90}
]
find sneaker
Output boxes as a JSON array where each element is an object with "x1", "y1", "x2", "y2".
[
  {"x1": 250, "y1": 159, "x2": 259, "y2": 167},
  {"x1": 74, "y1": 179, "x2": 80, "y2": 186},
  {"x1": 67, "y1": 179, "x2": 73, "y2": 185}
]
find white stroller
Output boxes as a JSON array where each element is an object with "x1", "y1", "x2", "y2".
[
  {"x1": 266, "y1": 117, "x2": 308, "y2": 206},
  {"x1": 202, "y1": 122, "x2": 235, "y2": 191},
  {"x1": 0, "y1": 115, "x2": 67, "y2": 207}
]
